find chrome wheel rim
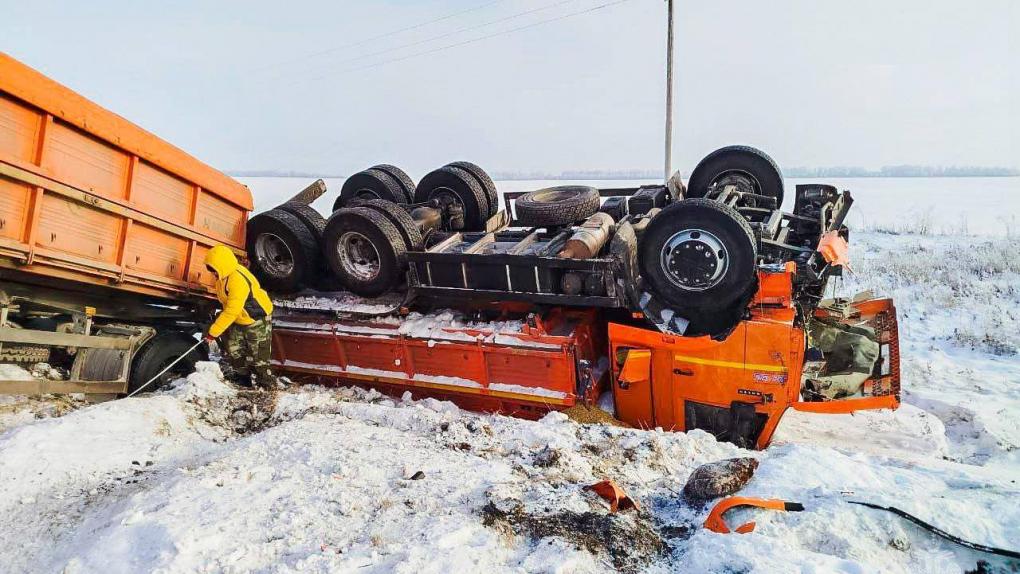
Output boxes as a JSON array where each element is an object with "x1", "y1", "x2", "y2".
[
  {"x1": 659, "y1": 228, "x2": 729, "y2": 291},
  {"x1": 337, "y1": 231, "x2": 381, "y2": 281},
  {"x1": 254, "y1": 233, "x2": 294, "y2": 278}
]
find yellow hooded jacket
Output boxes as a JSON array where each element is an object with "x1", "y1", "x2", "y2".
[{"x1": 204, "y1": 245, "x2": 274, "y2": 338}]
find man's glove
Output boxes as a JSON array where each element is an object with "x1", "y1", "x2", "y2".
[{"x1": 202, "y1": 328, "x2": 216, "y2": 343}]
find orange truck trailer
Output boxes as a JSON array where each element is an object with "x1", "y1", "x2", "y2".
[{"x1": 0, "y1": 52, "x2": 251, "y2": 395}]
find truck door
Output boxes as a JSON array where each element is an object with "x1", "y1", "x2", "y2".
[{"x1": 612, "y1": 346, "x2": 653, "y2": 428}]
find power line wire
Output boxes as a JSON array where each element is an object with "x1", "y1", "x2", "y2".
[
  {"x1": 295, "y1": 0, "x2": 635, "y2": 84},
  {"x1": 262, "y1": 0, "x2": 582, "y2": 85},
  {"x1": 251, "y1": 0, "x2": 507, "y2": 74}
]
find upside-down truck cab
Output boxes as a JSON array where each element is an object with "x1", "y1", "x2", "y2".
[
  {"x1": 0, "y1": 53, "x2": 252, "y2": 395},
  {"x1": 610, "y1": 264, "x2": 900, "y2": 449}
]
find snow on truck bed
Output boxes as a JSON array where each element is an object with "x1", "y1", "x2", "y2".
[{"x1": 0, "y1": 232, "x2": 1018, "y2": 574}]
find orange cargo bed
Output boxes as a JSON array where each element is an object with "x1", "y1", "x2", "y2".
[
  {"x1": 271, "y1": 309, "x2": 607, "y2": 418},
  {"x1": 0, "y1": 53, "x2": 252, "y2": 302}
]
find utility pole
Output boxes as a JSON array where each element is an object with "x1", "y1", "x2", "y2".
[{"x1": 663, "y1": 0, "x2": 675, "y2": 182}]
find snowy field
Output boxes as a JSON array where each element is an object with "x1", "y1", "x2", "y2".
[
  {"x1": 1, "y1": 230, "x2": 1017, "y2": 573},
  {"x1": 1, "y1": 178, "x2": 1019, "y2": 572}
]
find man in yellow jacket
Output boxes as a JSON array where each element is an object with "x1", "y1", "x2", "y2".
[{"x1": 203, "y1": 245, "x2": 275, "y2": 387}]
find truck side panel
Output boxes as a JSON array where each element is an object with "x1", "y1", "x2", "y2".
[{"x1": 0, "y1": 53, "x2": 252, "y2": 302}]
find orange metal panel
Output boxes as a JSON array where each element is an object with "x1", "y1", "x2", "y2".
[
  {"x1": 123, "y1": 222, "x2": 190, "y2": 280},
  {"x1": 486, "y1": 351, "x2": 574, "y2": 394},
  {"x1": 42, "y1": 120, "x2": 131, "y2": 200},
  {"x1": 194, "y1": 190, "x2": 246, "y2": 245},
  {"x1": 0, "y1": 53, "x2": 252, "y2": 211},
  {"x1": 0, "y1": 175, "x2": 31, "y2": 242},
  {"x1": 0, "y1": 93, "x2": 41, "y2": 163},
  {"x1": 36, "y1": 192, "x2": 120, "y2": 263},
  {"x1": 186, "y1": 243, "x2": 216, "y2": 288},
  {"x1": 409, "y1": 345, "x2": 486, "y2": 383},
  {"x1": 131, "y1": 160, "x2": 194, "y2": 223}
]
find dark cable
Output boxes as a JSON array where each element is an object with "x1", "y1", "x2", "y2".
[
  {"x1": 849, "y1": 501, "x2": 1020, "y2": 559},
  {"x1": 251, "y1": 0, "x2": 507, "y2": 74}
]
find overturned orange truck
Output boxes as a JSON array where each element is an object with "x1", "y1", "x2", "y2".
[{"x1": 0, "y1": 52, "x2": 899, "y2": 449}]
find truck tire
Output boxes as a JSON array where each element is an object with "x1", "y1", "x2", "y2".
[
  {"x1": 514, "y1": 186, "x2": 600, "y2": 227},
  {"x1": 348, "y1": 198, "x2": 424, "y2": 251},
  {"x1": 639, "y1": 199, "x2": 758, "y2": 331},
  {"x1": 686, "y1": 145, "x2": 785, "y2": 207},
  {"x1": 415, "y1": 166, "x2": 489, "y2": 231},
  {"x1": 370, "y1": 164, "x2": 416, "y2": 204},
  {"x1": 275, "y1": 202, "x2": 326, "y2": 243},
  {"x1": 246, "y1": 209, "x2": 320, "y2": 293},
  {"x1": 447, "y1": 161, "x2": 498, "y2": 218},
  {"x1": 323, "y1": 207, "x2": 408, "y2": 297},
  {"x1": 335, "y1": 169, "x2": 407, "y2": 212},
  {"x1": 128, "y1": 332, "x2": 208, "y2": 394}
]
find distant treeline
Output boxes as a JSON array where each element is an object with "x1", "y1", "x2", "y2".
[
  {"x1": 783, "y1": 165, "x2": 1020, "y2": 178},
  {"x1": 494, "y1": 165, "x2": 1020, "y2": 180}
]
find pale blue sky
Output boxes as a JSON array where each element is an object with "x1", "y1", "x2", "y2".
[{"x1": 3, "y1": 0, "x2": 1017, "y2": 175}]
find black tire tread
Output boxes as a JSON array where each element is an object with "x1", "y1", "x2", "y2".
[
  {"x1": 276, "y1": 201, "x2": 327, "y2": 243},
  {"x1": 348, "y1": 198, "x2": 424, "y2": 251},
  {"x1": 515, "y1": 185, "x2": 600, "y2": 227},
  {"x1": 336, "y1": 168, "x2": 407, "y2": 212},
  {"x1": 415, "y1": 166, "x2": 489, "y2": 231},
  {"x1": 129, "y1": 331, "x2": 207, "y2": 394},
  {"x1": 246, "y1": 208, "x2": 320, "y2": 293},
  {"x1": 639, "y1": 198, "x2": 757, "y2": 327},
  {"x1": 323, "y1": 207, "x2": 408, "y2": 296},
  {"x1": 687, "y1": 145, "x2": 785, "y2": 207},
  {"x1": 371, "y1": 164, "x2": 416, "y2": 203},
  {"x1": 447, "y1": 161, "x2": 499, "y2": 218}
]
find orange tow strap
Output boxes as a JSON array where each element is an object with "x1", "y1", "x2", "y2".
[{"x1": 703, "y1": 496, "x2": 804, "y2": 534}]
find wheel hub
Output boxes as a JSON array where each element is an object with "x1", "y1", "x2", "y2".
[
  {"x1": 254, "y1": 233, "x2": 295, "y2": 278},
  {"x1": 659, "y1": 228, "x2": 729, "y2": 291},
  {"x1": 337, "y1": 231, "x2": 381, "y2": 281}
]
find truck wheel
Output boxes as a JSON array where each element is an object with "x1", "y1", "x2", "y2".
[
  {"x1": 639, "y1": 198, "x2": 757, "y2": 319},
  {"x1": 370, "y1": 164, "x2": 416, "y2": 204},
  {"x1": 687, "y1": 145, "x2": 785, "y2": 207},
  {"x1": 323, "y1": 207, "x2": 408, "y2": 297},
  {"x1": 335, "y1": 168, "x2": 408, "y2": 212},
  {"x1": 415, "y1": 166, "x2": 489, "y2": 231},
  {"x1": 348, "y1": 198, "x2": 424, "y2": 251},
  {"x1": 447, "y1": 161, "x2": 498, "y2": 218},
  {"x1": 246, "y1": 209, "x2": 319, "y2": 293},
  {"x1": 514, "y1": 186, "x2": 600, "y2": 227},
  {"x1": 275, "y1": 202, "x2": 326, "y2": 243},
  {"x1": 128, "y1": 332, "x2": 208, "y2": 394}
]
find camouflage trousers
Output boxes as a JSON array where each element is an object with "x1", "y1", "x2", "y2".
[{"x1": 221, "y1": 319, "x2": 273, "y2": 386}]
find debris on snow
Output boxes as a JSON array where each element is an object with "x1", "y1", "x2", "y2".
[{"x1": 682, "y1": 457, "x2": 760, "y2": 501}]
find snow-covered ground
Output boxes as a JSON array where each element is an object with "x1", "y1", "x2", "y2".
[{"x1": 0, "y1": 231, "x2": 1018, "y2": 573}]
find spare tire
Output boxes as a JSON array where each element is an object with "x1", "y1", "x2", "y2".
[
  {"x1": 335, "y1": 168, "x2": 408, "y2": 212},
  {"x1": 447, "y1": 161, "x2": 498, "y2": 218},
  {"x1": 686, "y1": 145, "x2": 785, "y2": 208},
  {"x1": 371, "y1": 164, "x2": 416, "y2": 204},
  {"x1": 347, "y1": 198, "x2": 424, "y2": 251},
  {"x1": 415, "y1": 165, "x2": 489, "y2": 231},
  {"x1": 323, "y1": 207, "x2": 408, "y2": 297},
  {"x1": 639, "y1": 199, "x2": 757, "y2": 331},
  {"x1": 129, "y1": 331, "x2": 208, "y2": 394},
  {"x1": 246, "y1": 209, "x2": 320, "y2": 293},
  {"x1": 515, "y1": 186, "x2": 600, "y2": 227}
]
